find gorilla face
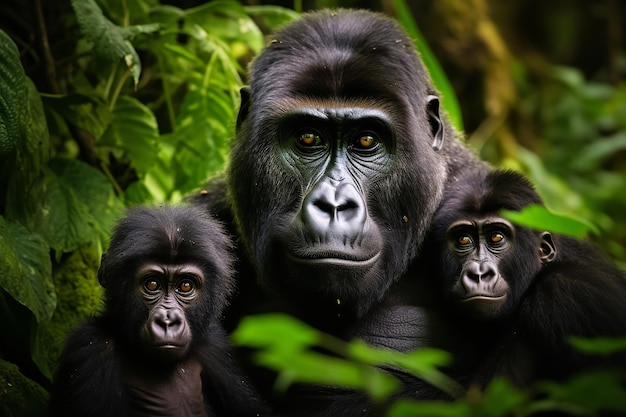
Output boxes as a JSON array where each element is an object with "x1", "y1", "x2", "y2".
[
  {"x1": 431, "y1": 170, "x2": 558, "y2": 321},
  {"x1": 229, "y1": 10, "x2": 447, "y2": 317}
]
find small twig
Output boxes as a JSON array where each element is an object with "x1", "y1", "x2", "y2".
[{"x1": 34, "y1": 0, "x2": 60, "y2": 94}]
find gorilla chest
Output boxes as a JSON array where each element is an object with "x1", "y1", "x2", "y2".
[{"x1": 123, "y1": 357, "x2": 209, "y2": 417}]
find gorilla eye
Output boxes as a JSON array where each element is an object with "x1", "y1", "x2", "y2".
[
  {"x1": 298, "y1": 132, "x2": 322, "y2": 146},
  {"x1": 144, "y1": 279, "x2": 160, "y2": 292},
  {"x1": 490, "y1": 233, "x2": 505, "y2": 244},
  {"x1": 358, "y1": 135, "x2": 375, "y2": 149},
  {"x1": 177, "y1": 280, "x2": 194, "y2": 293},
  {"x1": 457, "y1": 235, "x2": 472, "y2": 246}
]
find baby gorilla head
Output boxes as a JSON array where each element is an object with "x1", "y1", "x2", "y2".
[
  {"x1": 98, "y1": 205, "x2": 235, "y2": 361},
  {"x1": 432, "y1": 170, "x2": 557, "y2": 320}
]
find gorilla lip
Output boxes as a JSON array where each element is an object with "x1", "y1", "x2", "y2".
[
  {"x1": 461, "y1": 294, "x2": 506, "y2": 302},
  {"x1": 286, "y1": 250, "x2": 380, "y2": 265},
  {"x1": 155, "y1": 343, "x2": 185, "y2": 349}
]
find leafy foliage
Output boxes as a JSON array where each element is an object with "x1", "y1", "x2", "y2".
[
  {"x1": 0, "y1": 0, "x2": 296, "y2": 390},
  {"x1": 511, "y1": 67, "x2": 626, "y2": 263},
  {"x1": 501, "y1": 204, "x2": 597, "y2": 238},
  {"x1": 234, "y1": 314, "x2": 626, "y2": 417}
]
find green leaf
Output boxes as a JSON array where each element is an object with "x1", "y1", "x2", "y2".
[
  {"x1": 184, "y1": 1, "x2": 264, "y2": 53},
  {"x1": 71, "y1": 0, "x2": 142, "y2": 85},
  {"x1": 393, "y1": 0, "x2": 464, "y2": 132},
  {"x1": 569, "y1": 337, "x2": 626, "y2": 355},
  {"x1": 41, "y1": 93, "x2": 111, "y2": 142},
  {"x1": 48, "y1": 158, "x2": 124, "y2": 247},
  {"x1": 501, "y1": 204, "x2": 597, "y2": 238},
  {"x1": 0, "y1": 216, "x2": 55, "y2": 324},
  {"x1": 349, "y1": 341, "x2": 465, "y2": 399},
  {"x1": 480, "y1": 378, "x2": 529, "y2": 416},
  {"x1": 232, "y1": 313, "x2": 320, "y2": 351},
  {"x1": 99, "y1": 95, "x2": 159, "y2": 176},
  {"x1": 8, "y1": 159, "x2": 119, "y2": 253},
  {"x1": 537, "y1": 371, "x2": 626, "y2": 413},
  {"x1": 0, "y1": 30, "x2": 27, "y2": 155},
  {"x1": 259, "y1": 349, "x2": 400, "y2": 402},
  {"x1": 96, "y1": 0, "x2": 157, "y2": 24},
  {"x1": 16, "y1": 167, "x2": 93, "y2": 252},
  {"x1": 388, "y1": 399, "x2": 471, "y2": 417},
  {"x1": 233, "y1": 315, "x2": 399, "y2": 402},
  {"x1": 244, "y1": 5, "x2": 300, "y2": 30},
  {"x1": 169, "y1": 84, "x2": 233, "y2": 192}
]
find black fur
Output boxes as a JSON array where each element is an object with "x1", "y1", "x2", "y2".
[
  {"x1": 428, "y1": 170, "x2": 626, "y2": 387},
  {"x1": 49, "y1": 206, "x2": 269, "y2": 417},
  {"x1": 188, "y1": 9, "x2": 488, "y2": 416}
]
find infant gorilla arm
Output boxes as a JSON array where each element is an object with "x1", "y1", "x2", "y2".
[{"x1": 49, "y1": 206, "x2": 269, "y2": 417}]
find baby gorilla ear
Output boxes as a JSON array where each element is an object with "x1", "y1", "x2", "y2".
[{"x1": 539, "y1": 232, "x2": 557, "y2": 264}]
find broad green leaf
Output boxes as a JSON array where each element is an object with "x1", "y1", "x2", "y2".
[
  {"x1": 184, "y1": 1, "x2": 264, "y2": 53},
  {"x1": 232, "y1": 313, "x2": 320, "y2": 350},
  {"x1": 16, "y1": 167, "x2": 93, "y2": 252},
  {"x1": 9, "y1": 159, "x2": 119, "y2": 253},
  {"x1": 21, "y1": 79, "x2": 51, "y2": 173},
  {"x1": 349, "y1": 341, "x2": 464, "y2": 399},
  {"x1": 170, "y1": 84, "x2": 233, "y2": 192},
  {"x1": 259, "y1": 349, "x2": 400, "y2": 402},
  {"x1": 48, "y1": 158, "x2": 124, "y2": 246},
  {"x1": 501, "y1": 204, "x2": 597, "y2": 238},
  {"x1": 537, "y1": 371, "x2": 626, "y2": 413},
  {"x1": 41, "y1": 93, "x2": 111, "y2": 142},
  {"x1": 569, "y1": 337, "x2": 626, "y2": 355},
  {"x1": 0, "y1": 216, "x2": 55, "y2": 324},
  {"x1": 244, "y1": 5, "x2": 300, "y2": 30},
  {"x1": 480, "y1": 378, "x2": 528, "y2": 416},
  {"x1": 71, "y1": 0, "x2": 142, "y2": 85},
  {"x1": 120, "y1": 24, "x2": 161, "y2": 38},
  {"x1": 388, "y1": 399, "x2": 471, "y2": 417},
  {"x1": 393, "y1": 0, "x2": 464, "y2": 132},
  {"x1": 99, "y1": 95, "x2": 159, "y2": 176},
  {"x1": 97, "y1": 0, "x2": 157, "y2": 24},
  {"x1": 0, "y1": 30, "x2": 27, "y2": 154}
]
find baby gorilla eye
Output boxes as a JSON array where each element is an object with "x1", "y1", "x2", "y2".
[
  {"x1": 144, "y1": 279, "x2": 160, "y2": 292},
  {"x1": 457, "y1": 235, "x2": 472, "y2": 246},
  {"x1": 298, "y1": 132, "x2": 321, "y2": 146},
  {"x1": 177, "y1": 280, "x2": 193, "y2": 293},
  {"x1": 490, "y1": 233, "x2": 505, "y2": 244}
]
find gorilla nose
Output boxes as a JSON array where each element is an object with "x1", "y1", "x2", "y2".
[
  {"x1": 152, "y1": 307, "x2": 184, "y2": 337},
  {"x1": 463, "y1": 261, "x2": 497, "y2": 284},
  {"x1": 302, "y1": 181, "x2": 367, "y2": 236}
]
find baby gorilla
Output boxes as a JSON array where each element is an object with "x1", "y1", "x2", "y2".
[
  {"x1": 50, "y1": 206, "x2": 268, "y2": 417},
  {"x1": 429, "y1": 170, "x2": 626, "y2": 387}
]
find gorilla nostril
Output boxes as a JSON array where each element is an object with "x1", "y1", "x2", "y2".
[
  {"x1": 313, "y1": 200, "x2": 335, "y2": 216},
  {"x1": 466, "y1": 272, "x2": 480, "y2": 283}
]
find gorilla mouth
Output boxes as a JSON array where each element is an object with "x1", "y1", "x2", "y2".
[
  {"x1": 287, "y1": 249, "x2": 380, "y2": 265},
  {"x1": 155, "y1": 343, "x2": 185, "y2": 349},
  {"x1": 462, "y1": 294, "x2": 506, "y2": 302}
]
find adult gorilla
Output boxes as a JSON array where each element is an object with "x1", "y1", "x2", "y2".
[
  {"x1": 193, "y1": 8, "x2": 485, "y2": 332},
  {"x1": 191, "y1": 9, "x2": 486, "y2": 412}
]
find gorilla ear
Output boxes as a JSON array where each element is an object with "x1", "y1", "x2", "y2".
[
  {"x1": 236, "y1": 86, "x2": 251, "y2": 132},
  {"x1": 539, "y1": 232, "x2": 557, "y2": 264},
  {"x1": 426, "y1": 95, "x2": 444, "y2": 151},
  {"x1": 97, "y1": 253, "x2": 108, "y2": 288}
]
